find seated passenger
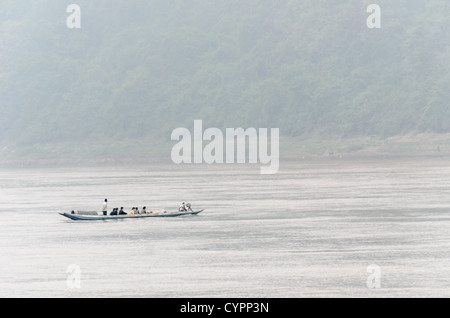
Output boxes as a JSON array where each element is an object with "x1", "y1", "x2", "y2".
[
  {"x1": 119, "y1": 207, "x2": 127, "y2": 215},
  {"x1": 110, "y1": 208, "x2": 118, "y2": 216},
  {"x1": 142, "y1": 206, "x2": 147, "y2": 214},
  {"x1": 186, "y1": 203, "x2": 193, "y2": 212},
  {"x1": 179, "y1": 202, "x2": 187, "y2": 212},
  {"x1": 130, "y1": 207, "x2": 135, "y2": 216}
]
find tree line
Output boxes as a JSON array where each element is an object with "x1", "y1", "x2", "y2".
[{"x1": 1, "y1": 0, "x2": 449, "y2": 148}]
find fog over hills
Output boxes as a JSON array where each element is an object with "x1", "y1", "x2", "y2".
[{"x1": 1, "y1": 0, "x2": 450, "y2": 162}]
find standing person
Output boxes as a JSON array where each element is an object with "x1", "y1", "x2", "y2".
[{"x1": 102, "y1": 199, "x2": 108, "y2": 216}]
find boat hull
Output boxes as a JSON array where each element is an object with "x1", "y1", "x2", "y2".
[{"x1": 60, "y1": 210, "x2": 204, "y2": 221}]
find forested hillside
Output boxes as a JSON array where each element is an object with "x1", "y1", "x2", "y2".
[{"x1": 1, "y1": 0, "x2": 450, "y2": 158}]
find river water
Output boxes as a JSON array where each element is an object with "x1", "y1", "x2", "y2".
[{"x1": 0, "y1": 159, "x2": 449, "y2": 298}]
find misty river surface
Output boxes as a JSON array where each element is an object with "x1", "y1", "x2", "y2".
[{"x1": 1, "y1": 159, "x2": 450, "y2": 298}]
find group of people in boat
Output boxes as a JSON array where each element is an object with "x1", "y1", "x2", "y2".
[
  {"x1": 102, "y1": 199, "x2": 193, "y2": 216},
  {"x1": 179, "y1": 202, "x2": 193, "y2": 212},
  {"x1": 108, "y1": 206, "x2": 147, "y2": 216}
]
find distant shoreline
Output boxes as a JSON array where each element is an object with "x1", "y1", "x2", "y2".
[
  {"x1": 0, "y1": 153, "x2": 449, "y2": 169},
  {"x1": 2, "y1": 132, "x2": 450, "y2": 168}
]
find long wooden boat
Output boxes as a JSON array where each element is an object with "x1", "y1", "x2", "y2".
[{"x1": 60, "y1": 210, "x2": 204, "y2": 221}]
